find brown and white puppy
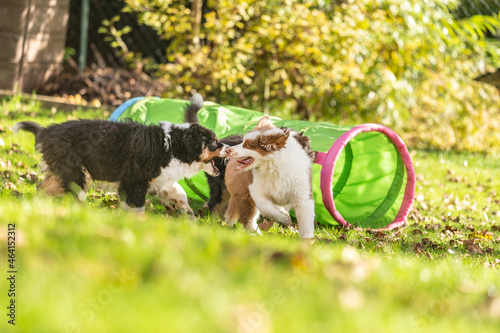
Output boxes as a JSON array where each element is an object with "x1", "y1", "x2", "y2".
[
  {"x1": 14, "y1": 98, "x2": 231, "y2": 214},
  {"x1": 225, "y1": 116, "x2": 315, "y2": 238}
]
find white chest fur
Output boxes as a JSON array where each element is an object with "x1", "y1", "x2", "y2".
[
  {"x1": 251, "y1": 138, "x2": 312, "y2": 206},
  {"x1": 149, "y1": 159, "x2": 204, "y2": 192}
]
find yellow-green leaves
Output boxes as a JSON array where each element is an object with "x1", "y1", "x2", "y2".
[{"x1": 117, "y1": 0, "x2": 500, "y2": 152}]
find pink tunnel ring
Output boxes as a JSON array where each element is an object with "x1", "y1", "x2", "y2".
[{"x1": 315, "y1": 124, "x2": 416, "y2": 230}]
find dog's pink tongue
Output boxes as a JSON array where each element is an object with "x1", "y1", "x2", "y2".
[
  {"x1": 237, "y1": 157, "x2": 252, "y2": 164},
  {"x1": 236, "y1": 157, "x2": 252, "y2": 171}
]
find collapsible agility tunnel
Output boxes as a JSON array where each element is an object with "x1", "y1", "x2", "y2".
[{"x1": 110, "y1": 97, "x2": 416, "y2": 230}]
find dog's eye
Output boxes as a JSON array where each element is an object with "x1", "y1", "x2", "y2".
[{"x1": 208, "y1": 141, "x2": 218, "y2": 151}]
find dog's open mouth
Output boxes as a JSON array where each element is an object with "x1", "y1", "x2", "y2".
[
  {"x1": 236, "y1": 157, "x2": 254, "y2": 171},
  {"x1": 211, "y1": 159, "x2": 220, "y2": 175}
]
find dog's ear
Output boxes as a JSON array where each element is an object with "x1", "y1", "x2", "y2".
[
  {"x1": 259, "y1": 137, "x2": 277, "y2": 152},
  {"x1": 180, "y1": 125, "x2": 205, "y2": 162},
  {"x1": 258, "y1": 129, "x2": 290, "y2": 151},
  {"x1": 272, "y1": 128, "x2": 290, "y2": 148},
  {"x1": 256, "y1": 116, "x2": 276, "y2": 130}
]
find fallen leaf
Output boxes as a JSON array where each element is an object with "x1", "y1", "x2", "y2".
[
  {"x1": 469, "y1": 231, "x2": 493, "y2": 241},
  {"x1": 463, "y1": 239, "x2": 484, "y2": 255},
  {"x1": 425, "y1": 223, "x2": 441, "y2": 231},
  {"x1": 0, "y1": 160, "x2": 12, "y2": 169},
  {"x1": 412, "y1": 242, "x2": 425, "y2": 255},
  {"x1": 259, "y1": 220, "x2": 274, "y2": 232},
  {"x1": 446, "y1": 169, "x2": 469, "y2": 183},
  {"x1": 444, "y1": 225, "x2": 458, "y2": 232},
  {"x1": 366, "y1": 230, "x2": 386, "y2": 240},
  {"x1": 465, "y1": 224, "x2": 476, "y2": 231}
]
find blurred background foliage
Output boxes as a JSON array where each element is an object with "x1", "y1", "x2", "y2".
[{"x1": 105, "y1": 0, "x2": 500, "y2": 152}]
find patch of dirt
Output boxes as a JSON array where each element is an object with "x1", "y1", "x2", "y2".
[{"x1": 39, "y1": 64, "x2": 166, "y2": 108}]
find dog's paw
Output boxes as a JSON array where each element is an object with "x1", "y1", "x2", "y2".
[
  {"x1": 224, "y1": 213, "x2": 238, "y2": 227},
  {"x1": 180, "y1": 207, "x2": 195, "y2": 217},
  {"x1": 120, "y1": 202, "x2": 146, "y2": 214},
  {"x1": 249, "y1": 228, "x2": 263, "y2": 236},
  {"x1": 278, "y1": 214, "x2": 291, "y2": 227},
  {"x1": 276, "y1": 207, "x2": 291, "y2": 226}
]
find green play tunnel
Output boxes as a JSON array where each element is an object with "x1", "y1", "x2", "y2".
[{"x1": 110, "y1": 97, "x2": 415, "y2": 229}]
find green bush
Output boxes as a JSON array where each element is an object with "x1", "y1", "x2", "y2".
[
  {"x1": 454, "y1": 0, "x2": 500, "y2": 18},
  {"x1": 115, "y1": 0, "x2": 500, "y2": 152}
]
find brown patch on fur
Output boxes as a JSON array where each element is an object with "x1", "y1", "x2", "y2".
[
  {"x1": 240, "y1": 117, "x2": 287, "y2": 156},
  {"x1": 242, "y1": 129, "x2": 290, "y2": 156},
  {"x1": 224, "y1": 158, "x2": 258, "y2": 227},
  {"x1": 39, "y1": 175, "x2": 65, "y2": 196},
  {"x1": 200, "y1": 147, "x2": 226, "y2": 163}
]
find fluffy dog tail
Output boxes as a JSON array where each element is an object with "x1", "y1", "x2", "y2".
[
  {"x1": 184, "y1": 93, "x2": 204, "y2": 124},
  {"x1": 13, "y1": 121, "x2": 44, "y2": 137}
]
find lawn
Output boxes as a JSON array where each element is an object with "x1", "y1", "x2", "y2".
[{"x1": 0, "y1": 96, "x2": 499, "y2": 333}]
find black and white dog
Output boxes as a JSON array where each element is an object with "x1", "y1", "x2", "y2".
[
  {"x1": 14, "y1": 95, "x2": 231, "y2": 213},
  {"x1": 183, "y1": 98, "x2": 243, "y2": 215}
]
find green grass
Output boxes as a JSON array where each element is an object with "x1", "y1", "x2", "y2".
[{"x1": 1, "y1": 96, "x2": 499, "y2": 333}]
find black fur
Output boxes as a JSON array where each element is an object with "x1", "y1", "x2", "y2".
[
  {"x1": 13, "y1": 121, "x2": 43, "y2": 136},
  {"x1": 183, "y1": 96, "x2": 244, "y2": 211},
  {"x1": 205, "y1": 135, "x2": 243, "y2": 210},
  {"x1": 15, "y1": 118, "x2": 222, "y2": 209}
]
